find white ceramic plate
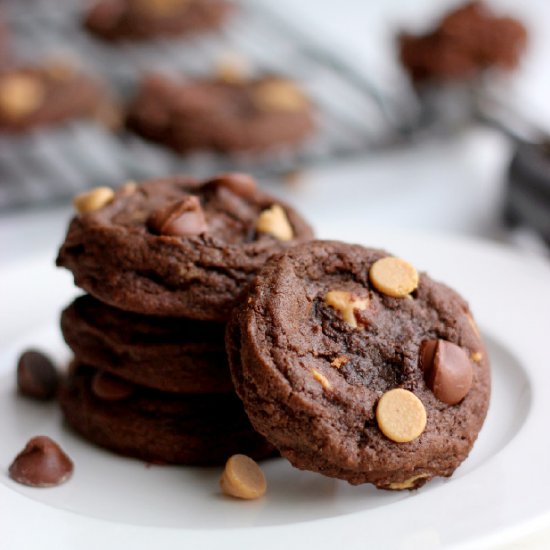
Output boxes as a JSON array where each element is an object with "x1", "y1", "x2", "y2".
[{"x1": 1, "y1": 224, "x2": 549, "y2": 550}]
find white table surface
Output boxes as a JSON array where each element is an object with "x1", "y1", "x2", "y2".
[{"x1": 2, "y1": 1, "x2": 550, "y2": 548}]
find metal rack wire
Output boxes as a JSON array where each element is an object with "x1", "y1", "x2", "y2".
[{"x1": 1, "y1": 0, "x2": 399, "y2": 210}]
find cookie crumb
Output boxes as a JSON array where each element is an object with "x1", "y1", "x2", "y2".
[{"x1": 330, "y1": 356, "x2": 349, "y2": 369}]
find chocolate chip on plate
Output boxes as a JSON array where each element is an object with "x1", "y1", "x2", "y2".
[
  {"x1": 17, "y1": 350, "x2": 59, "y2": 400},
  {"x1": 9, "y1": 436, "x2": 73, "y2": 487}
]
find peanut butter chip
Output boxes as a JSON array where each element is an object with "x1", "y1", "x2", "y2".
[
  {"x1": 369, "y1": 257, "x2": 419, "y2": 298},
  {"x1": 220, "y1": 454, "x2": 266, "y2": 500},
  {"x1": 73, "y1": 187, "x2": 115, "y2": 214},
  {"x1": 324, "y1": 290, "x2": 369, "y2": 328},
  {"x1": 256, "y1": 204, "x2": 294, "y2": 241},
  {"x1": 120, "y1": 180, "x2": 138, "y2": 195},
  {"x1": 387, "y1": 473, "x2": 429, "y2": 490},
  {"x1": 216, "y1": 53, "x2": 250, "y2": 84},
  {"x1": 376, "y1": 388, "x2": 426, "y2": 443},
  {"x1": 471, "y1": 351, "x2": 483, "y2": 363},
  {"x1": 0, "y1": 75, "x2": 45, "y2": 119},
  {"x1": 253, "y1": 79, "x2": 308, "y2": 112},
  {"x1": 311, "y1": 369, "x2": 331, "y2": 390},
  {"x1": 137, "y1": 0, "x2": 188, "y2": 15}
]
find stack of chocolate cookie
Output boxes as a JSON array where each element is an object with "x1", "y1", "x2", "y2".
[{"x1": 56, "y1": 173, "x2": 314, "y2": 465}]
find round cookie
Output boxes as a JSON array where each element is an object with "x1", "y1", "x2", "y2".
[
  {"x1": 226, "y1": 240, "x2": 490, "y2": 489},
  {"x1": 0, "y1": 63, "x2": 119, "y2": 133},
  {"x1": 61, "y1": 294, "x2": 232, "y2": 394},
  {"x1": 56, "y1": 174, "x2": 314, "y2": 321},
  {"x1": 126, "y1": 73, "x2": 315, "y2": 153},
  {"x1": 84, "y1": 0, "x2": 233, "y2": 42},
  {"x1": 59, "y1": 363, "x2": 275, "y2": 465}
]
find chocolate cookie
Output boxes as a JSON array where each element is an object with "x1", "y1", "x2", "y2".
[
  {"x1": 126, "y1": 73, "x2": 315, "y2": 153},
  {"x1": 399, "y1": 1, "x2": 527, "y2": 84},
  {"x1": 61, "y1": 294, "x2": 232, "y2": 393},
  {"x1": 226, "y1": 240, "x2": 490, "y2": 489},
  {"x1": 85, "y1": 0, "x2": 232, "y2": 42},
  {"x1": 59, "y1": 363, "x2": 275, "y2": 465},
  {"x1": 56, "y1": 174, "x2": 314, "y2": 321},
  {"x1": 0, "y1": 62, "x2": 119, "y2": 133}
]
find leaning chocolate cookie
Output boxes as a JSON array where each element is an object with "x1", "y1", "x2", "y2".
[
  {"x1": 84, "y1": 0, "x2": 233, "y2": 42},
  {"x1": 56, "y1": 174, "x2": 314, "y2": 321},
  {"x1": 61, "y1": 294, "x2": 232, "y2": 393},
  {"x1": 126, "y1": 73, "x2": 315, "y2": 153},
  {"x1": 226, "y1": 240, "x2": 490, "y2": 489},
  {"x1": 59, "y1": 363, "x2": 275, "y2": 465}
]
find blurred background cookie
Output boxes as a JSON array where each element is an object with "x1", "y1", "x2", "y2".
[
  {"x1": 0, "y1": 60, "x2": 120, "y2": 133},
  {"x1": 84, "y1": 0, "x2": 233, "y2": 42},
  {"x1": 126, "y1": 73, "x2": 316, "y2": 154}
]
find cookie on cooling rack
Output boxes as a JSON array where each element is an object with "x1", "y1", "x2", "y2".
[
  {"x1": 126, "y1": 73, "x2": 316, "y2": 154},
  {"x1": 0, "y1": 61, "x2": 120, "y2": 133},
  {"x1": 226, "y1": 240, "x2": 490, "y2": 489},
  {"x1": 84, "y1": 0, "x2": 233, "y2": 41}
]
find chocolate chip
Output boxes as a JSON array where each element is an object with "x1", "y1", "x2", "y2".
[
  {"x1": 206, "y1": 173, "x2": 257, "y2": 198},
  {"x1": 420, "y1": 339, "x2": 473, "y2": 405},
  {"x1": 147, "y1": 196, "x2": 208, "y2": 237},
  {"x1": 17, "y1": 350, "x2": 59, "y2": 400},
  {"x1": 91, "y1": 371, "x2": 134, "y2": 401},
  {"x1": 9, "y1": 436, "x2": 73, "y2": 487}
]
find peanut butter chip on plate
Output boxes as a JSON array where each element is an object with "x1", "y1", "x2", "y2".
[
  {"x1": 324, "y1": 290, "x2": 369, "y2": 328},
  {"x1": 220, "y1": 454, "x2": 266, "y2": 500},
  {"x1": 376, "y1": 388, "x2": 426, "y2": 443},
  {"x1": 369, "y1": 256, "x2": 419, "y2": 298},
  {"x1": 73, "y1": 187, "x2": 115, "y2": 214},
  {"x1": 0, "y1": 74, "x2": 45, "y2": 119},
  {"x1": 256, "y1": 204, "x2": 293, "y2": 241}
]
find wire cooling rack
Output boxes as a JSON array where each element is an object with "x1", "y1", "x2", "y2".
[{"x1": 0, "y1": 0, "x2": 400, "y2": 210}]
